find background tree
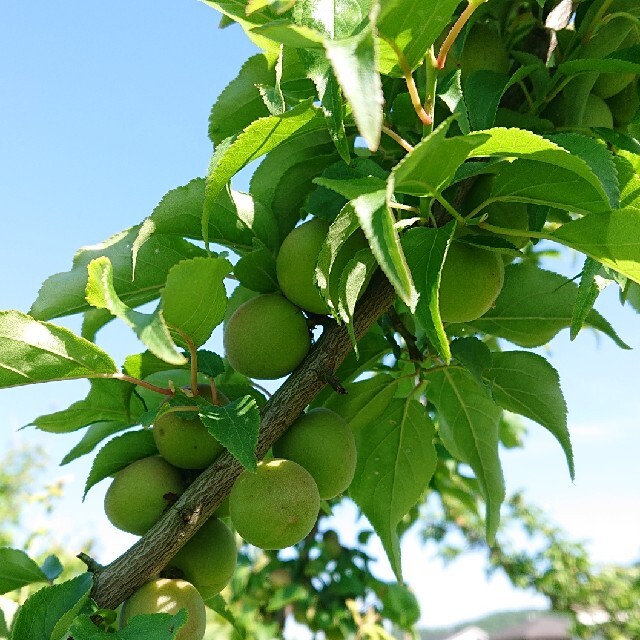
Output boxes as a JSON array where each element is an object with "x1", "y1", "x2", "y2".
[{"x1": 1, "y1": 0, "x2": 639, "y2": 638}]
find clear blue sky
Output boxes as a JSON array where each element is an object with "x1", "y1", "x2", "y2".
[{"x1": 1, "y1": 1, "x2": 639, "y2": 631}]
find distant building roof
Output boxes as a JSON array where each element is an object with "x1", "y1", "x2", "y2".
[
  {"x1": 489, "y1": 616, "x2": 571, "y2": 640},
  {"x1": 444, "y1": 627, "x2": 490, "y2": 640}
]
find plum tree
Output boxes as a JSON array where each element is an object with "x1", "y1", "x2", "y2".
[
  {"x1": 460, "y1": 23, "x2": 509, "y2": 77},
  {"x1": 272, "y1": 408, "x2": 357, "y2": 499},
  {"x1": 229, "y1": 459, "x2": 320, "y2": 549},
  {"x1": 153, "y1": 384, "x2": 227, "y2": 469},
  {"x1": 223, "y1": 293, "x2": 311, "y2": 379},
  {"x1": 104, "y1": 457, "x2": 183, "y2": 536},
  {"x1": 166, "y1": 517, "x2": 237, "y2": 600},
  {"x1": 438, "y1": 242, "x2": 505, "y2": 323},
  {"x1": 120, "y1": 578, "x2": 206, "y2": 640},
  {"x1": 276, "y1": 218, "x2": 331, "y2": 314}
]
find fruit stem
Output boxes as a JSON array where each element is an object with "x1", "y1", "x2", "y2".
[
  {"x1": 174, "y1": 329, "x2": 200, "y2": 396},
  {"x1": 436, "y1": 1, "x2": 480, "y2": 70},
  {"x1": 380, "y1": 34, "x2": 432, "y2": 125},
  {"x1": 381, "y1": 124, "x2": 414, "y2": 153},
  {"x1": 251, "y1": 381, "x2": 273, "y2": 399},
  {"x1": 478, "y1": 220, "x2": 549, "y2": 240},
  {"x1": 433, "y1": 192, "x2": 467, "y2": 225},
  {"x1": 423, "y1": 47, "x2": 438, "y2": 135},
  {"x1": 387, "y1": 307, "x2": 422, "y2": 362}
]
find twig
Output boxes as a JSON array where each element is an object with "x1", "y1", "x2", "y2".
[{"x1": 381, "y1": 125, "x2": 414, "y2": 153}]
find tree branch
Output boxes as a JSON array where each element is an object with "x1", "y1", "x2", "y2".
[{"x1": 91, "y1": 274, "x2": 396, "y2": 609}]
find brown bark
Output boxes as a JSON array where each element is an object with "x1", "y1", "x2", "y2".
[{"x1": 91, "y1": 274, "x2": 396, "y2": 609}]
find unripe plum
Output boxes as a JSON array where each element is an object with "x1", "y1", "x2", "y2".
[
  {"x1": 276, "y1": 218, "x2": 331, "y2": 314},
  {"x1": 438, "y1": 242, "x2": 505, "y2": 323},
  {"x1": 229, "y1": 459, "x2": 320, "y2": 549},
  {"x1": 607, "y1": 81, "x2": 640, "y2": 127},
  {"x1": 223, "y1": 293, "x2": 311, "y2": 379},
  {"x1": 273, "y1": 408, "x2": 357, "y2": 499},
  {"x1": 168, "y1": 517, "x2": 237, "y2": 600},
  {"x1": 153, "y1": 384, "x2": 227, "y2": 470},
  {"x1": 581, "y1": 94, "x2": 614, "y2": 129},
  {"x1": 104, "y1": 456, "x2": 183, "y2": 535},
  {"x1": 120, "y1": 578, "x2": 206, "y2": 640}
]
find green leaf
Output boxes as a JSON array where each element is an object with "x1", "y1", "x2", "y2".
[
  {"x1": 69, "y1": 610, "x2": 186, "y2": 640},
  {"x1": 30, "y1": 379, "x2": 142, "y2": 433},
  {"x1": 315, "y1": 176, "x2": 387, "y2": 200},
  {"x1": 325, "y1": 19, "x2": 383, "y2": 151},
  {"x1": 427, "y1": 367, "x2": 505, "y2": 543},
  {"x1": 39, "y1": 556, "x2": 63, "y2": 582},
  {"x1": 550, "y1": 133, "x2": 619, "y2": 209},
  {"x1": 471, "y1": 264, "x2": 630, "y2": 349},
  {"x1": 402, "y1": 223, "x2": 455, "y2": 363},
  {"x1": 450, "y1": 337, "x2": 492, "y2": 384},
  {"x1": 197, "y1": 350, "x2": 226, "y2": 379},
  {"x1": 0, "y1": 311, "x2": 117, "y2": 389},
  {"x1": 30, "y1": 225, "x2": 205, "y2": 321},
  {"x1": 558, "y1": 45, "x2": 640, "y2": 77},
  {"x1": 234, "y1": 247, "x2": 280, "y2": 293},
  {"x1": 377, "y1": 0, "x2": 460, "y2": 75},
  {"x1": 199, "y1": 395, "x2": 260, "y2": 471},
  {"x1": 203, "y1": 100, "x2": 323, "y2": 245},
  {"x1": 349, "y1": 398, "x2": 437, "y2": 580},
  {"x1": 60, "y1": 422, "x2": 133, "y2": 465},
  {"x1": 250, "y1": 129, "x2": 336, "y2": 238},
  {"x1": 352, "y1": 190, "x2": 418, "y2": 311},
  {"x1": 570, "y1": 257, "x2": 610, "y2": 341},
  {"x1": 552, "y1": 208, "x2": 640, "y2": 285},
  {"x1": 86, "y1": 257, "x2": 186, "y2": 366},
  {"x1": 0, "y1": 549, "x2": 48, "y2": 595},
  {"x1": 84, "y1": 430, "x2": 158, "y2": 498},
  {"x1": 161, "y1": 257, "x2": 231, "y2": 348},
  {"x1": 10, "y1": 573, "x2": 93, "y2": 640},
  {"x1": 485, "y1": 351, "x2": 573, "y2": 479}
]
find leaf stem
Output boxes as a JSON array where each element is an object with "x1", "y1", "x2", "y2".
[
  {"x1": 381, "y1": 125, "x2": 414, "y2": 153},
  {"x1": 478, "y1": 221, "x2": 550, "y2": 241},
  {"x1": 172, "y1": 328, "x2": 200, "y2": 396},
  {"x1": 423, "y1": 47, "x2": 438, "y2": 135},
  {"x1": 433, "y1": 192, "x2": 466, "y2": 225},
  {"x1": 110, "y1": 373, "x2": 173, "y2": 396},
  {"x1": 436, "y1": 1, "x2": 480, "y2": 70},
  {"x1": 380, "y1": 34, "x2": 432, "y2": 125}
]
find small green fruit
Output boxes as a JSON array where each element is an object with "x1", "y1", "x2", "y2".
[
  {"x1": 223, "y1": 293, "x2": 311, "y2": 379},
  {"x1": 461, "y1": 23, "x2": 509, "y2": 77},
  {"x1": 276, "y1": 218, "x2": 330, "y2": 314},
  {"x1": 230, "y1": 459, "x2": 320, "y2": 549},
  {"x1": 322, "y1": 529, "x2": 342, "y2": 560},
  {"x1": 439, "y1": 242, "x2": 505, "y2": 323},
  {"x1": 168, "y1": 517, "x2": 237, "y2": 600},
  {"x1": 268, "y1": 568, "x2": 293, "y2": 588},
  {"x1": 121, "y1": 578, "x2": 206, "y2": 640},
  {"x1": 581, "y1": 94, "x2": 614, "y2": 129},
  {"x1": 104, "y1": 456, "x2": 183, "y2": 535},
  {"x1": 153, "y1": 385, "x2": 227, "y2": 470},
  {"x1": 273, "y1": 408, "x2": 357, "y2": 499}
]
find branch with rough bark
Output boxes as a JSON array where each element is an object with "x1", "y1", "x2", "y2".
[{"x1": 91, "y1": 274, "x2": 397, "y2": 609}]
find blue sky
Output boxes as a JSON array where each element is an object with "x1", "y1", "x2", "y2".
[{"x1": 1, "y1": 0, "x2": 639, "y2": 631}]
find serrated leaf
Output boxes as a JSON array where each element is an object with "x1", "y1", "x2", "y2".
[
  {"x1": 123, "y1": 352, "x2": 188, "y2": 381},
  {"x1": 402, "y1": 223, "x2": 455, "y2": 362},
  {"x1": 349, "y1": 398, "x2": 437, "y2": 580},
  {"x1": 325, "y1": 18, "x2": 383, "y2": 151},
  {"x1": 549, "y1": 133, "x2": 619, "y2": 209},
  {"x1": 427, "y1": 367, "x2": 505, "y2": 543},
  {"x1": 392, "y1": 125, "x2": 610, "y2": 211},
  {"x1": 206, "y1": 595, "x2": 246, "y2": 639},
  {"x1": 250, "y1": 129, "x2": 336, "y2": 238},
  {"x1": 315, "y1": 176, "x2": 387, "y2": 200},
  {"x1": 552, "y1": 208, "x2": 640, "y2": 285},
  {"x1": 69, "y1": 610, "x2": 186, "y2": 640},
  {"x1": 571, "y1": 257, "x2": 610, "y2": 341},
  {"x1": 234, "y1": 247, "x2": 279, "y2": 292},
  {"x1": 86, "y1": 257, "x2": 186, "y2": 365},
  {"x1": 0, "y1": 549, "x2": 48, "y2": 595},
  {"x1": 61, "y1": 422, "x2": 134, "y2": 465},
  {"x1": 203, "y1": 101, "x2": 323, "y2": 245},
  {"x1": 0, "y1": 311, "x2": 117, "y2": 389},
  {"x1": 450, "y1": 337, "x2": 492, "y2": 384},
  {"x1": 10, "y1": 573, "x2": 93, "y2": 640},
  {"x1": 199, "y1": 395, "x2": 260, "y2": 471},
  {"x1": 377, "y1": 0, "x2": 460, "y2": 75},
  {"x1": 161, "y1": 257, "x2": 231, "y2": 348},
  {"x1": 558, "y1": 45, "x2": 640, "y2": 77},
  {"x1": 197, "y1": 351, "x2": 226, "y2": 379},
  {"x1": 471, "y1": 264, "x2": 630, "y2": 349},
  {"x1": 30, "y1": 225, "x2": 205, "y2": 322},
  {"x1": 485, "y1": 351, "x2": 573, "y2": 479},
  {"x1": 352, "y1": 190, "x2": 418, "y2": 310},
  {"x1": 31, "y1": 379, "x2": 142, "y2": 433},
  {"x1": 84, "y1": 430, "x2": 158, "y2": 498}
]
